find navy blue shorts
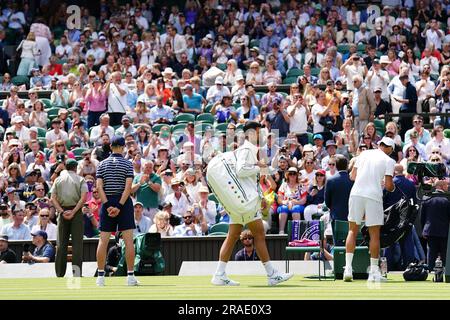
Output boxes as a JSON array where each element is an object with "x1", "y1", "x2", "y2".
[{"x1": 99, "y1": 195, "x2": 135, "y2": 232}]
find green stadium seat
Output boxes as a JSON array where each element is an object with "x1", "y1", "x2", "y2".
[
  {"x1": 249, "y1": 39, "x2": 259, "y2": 48},
  {"x1": 283, "y1": 76, "x2": 298, "y2": 85},
  {"x1": 175, "y1": 113, "x2": 195, "y2": 123},
  {"x1": 209, "y1": 222, "x2": 229, "y2": 234},
  {"x1": 286, "y1": 68, "x2": 303, "y2": 78},
  {"x1": 444, "y1": 129, "x2": 450, "y2": 139},
  {"x1": 337, "y1": 44, "x2": 350, "y2": 54},
  {"x1": 12, "y1": 75, "x2": 29, "y2": 88},
  {"x1": 217, "y1": 63, "x2": 227, "y2": 71},
  {"x1": 204, "y1": 104, "x2": 214, "y2": 113},
  {"x1": 46, "y1": 107, "x2": 61, "y2": 120},
  {"x1": 208, "y1": 193, "x2": 219, "y2": 204},
  {"x1": 214, "y1": 122, "x2": 228, "y2": 134},
  {"x1": 41, "y1": 98, "x2": 53, "y2": 109},
  {"x1": 72, "y1": 147, "x2": 88, "y2": 161},
  {"x1": 196, "y1": 113, "x2": 215, "y2": 124},
  {"x1": 151, "y1": 123, "x2": 166, "y2": 133},
  {"x1": 374, "y1": 119, "x2": 385, "y2": 136},
  {"x1": 310, "y1": 68, "x2": 321, "y2": 77},
  {"x1": 37, "y1": 127, "x2": 46, "y2": 138},
  {"x1": 357, "y1": 44, "x2": 366, "y2": 52},
  {"x1": 171, "y1": 123, "x2": 187, "y2": 133},
  {"x1": 332, "y1": 220, "x2": 370, "y2": 280}
]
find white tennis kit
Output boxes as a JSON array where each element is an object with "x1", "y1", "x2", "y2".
[
  {"x1": 207, "y1": 140, "x2": 263, "y2": 225},
  {"x1": 348, "y1": 149, "x2": 395, "y2": 227}
]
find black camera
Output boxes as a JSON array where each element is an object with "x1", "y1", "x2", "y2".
[
  {"x1": 56, "y1": 154, "x2": 66, "y2": 164},
  {"x1": 407, "y1": 162, "x2": 447, "y2": 198}
]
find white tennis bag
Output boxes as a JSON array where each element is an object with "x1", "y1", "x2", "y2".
[{"x1": 206, "y1": 150, "x2": 262, "y2": 219}]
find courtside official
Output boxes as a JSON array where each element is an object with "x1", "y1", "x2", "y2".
[{"x1": 95, "y1": 136, "x2": 139, "y2": 286}]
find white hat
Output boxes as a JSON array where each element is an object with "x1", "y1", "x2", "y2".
[
  {"x1": 379, "y1": 55, "x2": 391, "y2": 64},
  {"x1": 235, "y1": 74, "x2": 244, "y2": 81},
  {"x1": 184, "y1": 141, "x2": 195, "y2": 148},
  {"x1": 378, "y1": 137, "x2": 395, "y2": 149},
  {"x1": 256, "y1": 54, "x2": 265, "y2": 61},
  {"x1": 215, "y1": 76, "x2": 224, "y2": 85},
  {"x1": 162, "y1": 67, "x2": 175, "y2": 76},
  {"x1": 11, "y1": 115, "x2": 24, "y2": 124}
]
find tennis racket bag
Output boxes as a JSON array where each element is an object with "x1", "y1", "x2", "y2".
[
  {"x1": 206, "y1": 150, "x2": 262, "y2": 217},
  {"x1": 361, "y1": 197, "x2": 419, "y2": 248}
]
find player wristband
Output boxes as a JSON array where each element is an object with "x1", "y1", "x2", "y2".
[{"x1": 117, "y1": 202, "x2": 124, "y2": 211}]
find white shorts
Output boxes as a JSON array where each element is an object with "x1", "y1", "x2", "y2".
[
  {"x1": 348, "y1": 196, "x2": 384, "y2": 227},
  {"x1": 229, "y1": 210, "x2": 262, "y2": 226}
]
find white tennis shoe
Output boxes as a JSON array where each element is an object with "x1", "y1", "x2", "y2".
[
  {"x1": 96, "y1": 276, "x2": 105, "y2": 287},
  {"x1": 367, "y1": 269, "x2": 387, "y2": 283},
  {"x1": 127, "y1": 275, "x2": 140, "y2": 286},
  {"x1": 211, "y1": 273, "x2": 240, "y2": 286},
  {"x1": 267, "y1": 271, "x2": 294, "y2": 286},
  {"x1": 343, "y1": 266, "x2": 353, "y2": 282}
]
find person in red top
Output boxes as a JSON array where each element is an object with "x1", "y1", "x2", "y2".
[
  {"x1": 48, "y1": 55, "x2": 63, "y2": 76},
  {"x1": 87, "y1": 186, "x2": 102, "y2": 222}
]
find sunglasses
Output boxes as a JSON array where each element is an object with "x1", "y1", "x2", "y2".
[
  {"x1": 432, "y1": 151, "x2": 441, "y2": 154},
  {"x1": 183, "y1": 216, "x2": 193, "y2": 219},
  {"x1": 316, "y1": 174, "x2": 325, "y2": 177},
  {"x1": 242, "y1": 237, "x2": 253, "y2": 240},
  {"x1": 40, "y1": 215, "x2": 49, "y2": 217},
  {"x1": 288, "y1": 172, "x2": 297, "y2": 176},
  {"x1": 328, "y1": 163, "x2": 336, "y2": 166},
  {"x1": 413, "y1": 120, "x2": 423, "y2": 124},
  {"x1": 306, "y1": 162, "x2": 314, "y2": 165},
  {"x1": 430, "y1": 159, "x2": 440, "y2": 162}
]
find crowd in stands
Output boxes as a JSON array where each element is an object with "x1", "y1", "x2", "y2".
[{"x1": 0, "y1": 1, "x2": 449, "y2": 267}]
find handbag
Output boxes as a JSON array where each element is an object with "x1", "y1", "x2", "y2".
[{"x1": 403, "y1": 262, "x2": 429, "y2": 281}]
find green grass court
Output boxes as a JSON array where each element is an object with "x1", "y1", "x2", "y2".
[{"x1": 1, "y1": 274, "x2": 449, "y2": 300}]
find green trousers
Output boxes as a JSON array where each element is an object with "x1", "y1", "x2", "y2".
[{"x1": 55, "y1": 211, "x2": 84, "y2": 277}]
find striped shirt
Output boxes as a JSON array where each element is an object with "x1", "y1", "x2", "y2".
[{"x1": 97, "y1": 154, "x2": 134, "y2": 196}]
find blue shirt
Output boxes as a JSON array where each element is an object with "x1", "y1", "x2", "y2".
[
  {"x1": 182, "y1": 93, "x2": 203, "y2": 111},
  {"x1": 1, "y1": 223, "x2": 31, "y2": 240},
  {"x1": 33, "y1": 242, "x2": 55, "y2": 262},
  {"x1": 149, "y1": 105, "x2": 174, "y2": 122}
]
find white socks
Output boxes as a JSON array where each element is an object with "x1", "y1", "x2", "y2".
[
  {"x1": 345, "y1": 253, "x2": 354, "y2": 269},
  {"x1": 263, "y1": 261, "x2": 275, "y2": 276},
  {"x1": 215, "y1": 261, "x2": 227, "y2": 275},
  {"x1": 370, "y1": 258, "x2": 379, "y2": 272}
]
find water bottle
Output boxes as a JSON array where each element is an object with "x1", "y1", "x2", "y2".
[
  {"x1": 380, "y1": 257, "x2": 388, "y2": 277},
  {"x1": 434, "y1": 256, "x2": 444, "y2": 283}
]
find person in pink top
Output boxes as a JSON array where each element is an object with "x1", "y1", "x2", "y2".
[{"x1": 85, "y1": 78, "x2": 107, "y2": 128}]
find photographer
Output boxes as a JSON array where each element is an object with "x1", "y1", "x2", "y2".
[
  {"x1": 22, "y1": 230, "x2": 55, "y2": 264},
  {"x1": 77, "y1": 150, "x2": 98, "y2": 177},
  {"x1": 288, "y1": 93, "x2": 310, "y2": 146},
  {"x1": 105, "y1": 71, "x2": 128, "y2": 127},
  {"x1": 421, "y1": 180, "x2": 450, "y2": 270}
]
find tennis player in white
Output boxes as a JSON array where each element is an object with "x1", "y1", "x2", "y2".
[
  {"x1": 344, "y1": 136, "x2": 396, "y2": 282},
  {"x1": 208, "y1": 121, "x2": 293, "y2": 286}
]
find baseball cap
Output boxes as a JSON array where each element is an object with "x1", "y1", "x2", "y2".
[
  {"x1": 243, "y1": 121, "x2": 261, "y2": 132},
  {"x1": 287, "y1": 167, "x2": 298, "y2": 173},
  {"x1": 121, "y1": 115, "x2": 131, "y2": 122},
  {"x1": 134, "y1": 201, "x2": 144, "y2": 207},
  {"x1": 185, "y1": 168, "x2": 196, "y2": 176},
  {"x1": 182, "y1": 84, "x2": 193, "y2": 90},
  {"x1": 65, "y1": 158, "x2": 78, "y2": 167},
  {"x1": 6, "y1": 187, "x2": 16, "y2": 193},
  {"x1": 316, "y1": 169, "x2": 326, "y2": 176},
  {"x1": 378, "y1": 136, "x2": 395, "y2": 148},
  {"x1": 325, "y1": 140, "x2": 337, "y2": 148},
  {"x1": 0, "y1": 235, "x2": 8, "y2": 242},
  {"x1": 199, "y1": 186, "x2": 209, "y2": 193},
  {"x1": 161, "y1": 201, "x2": 172, "y2": 208},
  {"x1": 313, "y1": 134, "x2": 324, "y2": 140},
  {"x1": 373, "y1": 87, "x2": 382, "y2": 93},
  {"x1": 215, "y1": 76, "x2": 224, "y2": 85},
  {"x1": 171, "y1": 178, "x2": 182, "y2": 186},
  {"x1": 31, "y1": 230, "x2": 48, "y2": 240},
  {"x1": 409, "y1": 131, "x2": 419, "y2": 138},
  {"x1": 183, "y1": 141, "x2": 194, "y2": 148},
  {"x1": 111, "y1": 136, "x2": 125, "y2": 147}
]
